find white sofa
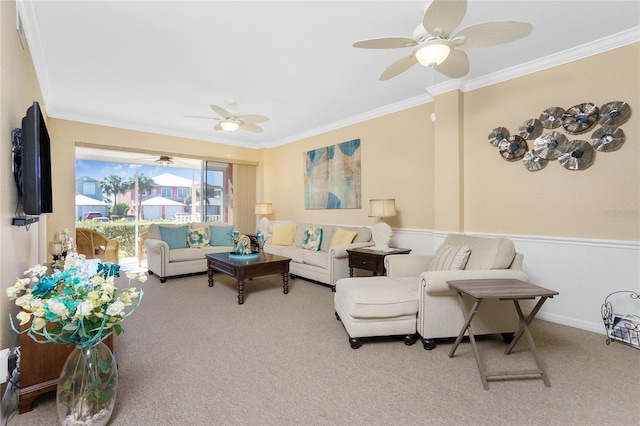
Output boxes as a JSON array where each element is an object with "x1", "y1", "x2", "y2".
[
  {"x1": 263, "y1": 222, "x2": 372, "y2": 288},
  {"x1": 334, "y1": 234, "x2": 528, "y2": 349},
  {"x1": 145, "y1": 222, "x2": 234, "y2": 283},
  {"x1": 385, "y1": 234, "x2": 529, "y2": 349}
]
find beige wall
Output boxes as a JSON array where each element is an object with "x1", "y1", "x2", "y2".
[
  {"x1": 0, "y1": 0, "x2": 44, "y2": 350},
  {"x1": 265, "y1": 44, "x2": 639, "y2": 242},
  {"x1": 263, "y1": 104, "x2": 434, "y2": 230},
  {"x1": 463, "y1": 44, "x2": 639, "y2": 240}
]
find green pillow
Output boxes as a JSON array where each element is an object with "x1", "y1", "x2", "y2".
[
  {"x1": 159, "y1": 225, "x2": 189, "y2": 250},
  {"x1": 187, "y1": 227, "x2": 210, "y2": 248},
  {"x1": 302, "y1": 226, "x2": 322, "y2": 251},
  {"x1": 210, "y1": 225, "x2": 234, "y2": 246}
]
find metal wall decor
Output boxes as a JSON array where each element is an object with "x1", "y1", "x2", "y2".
[
  {"x1": 562, "y1": 103, "x2": 599, "y2": 134},
  {"x1": 539, "y1": 107, "x2": 565, "y2": 129},
  {"x1": 499, "y1": 135, "x2": 528, "y2": 161},
  {"x1": 487, "y1": 100, "x2": 632, "y2": 172},
  {"x1": 558, "y1": 140, "x2": 595, "y2": 170},
  {"x1": 518, "y1": 118, "x2": 542, "y2": 139}
]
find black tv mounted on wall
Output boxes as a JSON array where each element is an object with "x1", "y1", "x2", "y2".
[{"x1": 12, "y1": 101, "x2": 53, "y2": 221}]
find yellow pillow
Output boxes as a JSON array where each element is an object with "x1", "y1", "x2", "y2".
[
  {"x1": 272, "y1": 224, "x2": 296, "y2": 246},
  {"x1": 331, "y1": 227, "x2": 357, "y2": 246}
]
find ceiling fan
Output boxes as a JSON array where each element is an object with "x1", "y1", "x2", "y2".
[
  {"x1": 154, "y1": 156, "x2": 174, "y2": 166},
  {"x1": 353, "y1": 0, "x2": 533, "y2": 80},
  {"x1": 187, "y1": 99, "x2": 269, "y2": 133}
]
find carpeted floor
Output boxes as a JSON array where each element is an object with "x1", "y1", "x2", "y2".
[{"x1": 5, "y1": 272, "x2": 639, "y2": 425}]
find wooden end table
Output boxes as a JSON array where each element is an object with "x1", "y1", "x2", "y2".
[
  {"x1": 347, "y1": 247, "x2": 411, "y2": 277},
  {"x1": 206, "y1": 252, "x2": 291, "y2": 304},
  {"x1": 447, "y1": 278, "x2": 559, "y2": 390}
]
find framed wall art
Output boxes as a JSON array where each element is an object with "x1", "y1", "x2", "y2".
[{"x1": 304, "y1": 139, "x2": 361, "y2": 209}]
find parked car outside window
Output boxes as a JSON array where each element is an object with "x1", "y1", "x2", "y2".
[
  {"x1": 85, "y1": 211, "x2": 103, "y2": 220},
  {"x1": 92, "y1": 217, "x2": 109, "y2": 222}
]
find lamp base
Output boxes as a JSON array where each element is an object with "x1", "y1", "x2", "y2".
[{"x1": 371, "y1": 222, "x2": 393, "y2": 252}]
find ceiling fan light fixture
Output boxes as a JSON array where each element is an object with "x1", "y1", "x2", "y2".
[
  {"x1": 415, "y1": 40, "x2": 451, "y2": 67},
  {"x1": 155, "y1": 155, "x2": 174, "y2": 166},
  {"x1": 220, "y1": 120, "x2": 240, "y2": 132}
]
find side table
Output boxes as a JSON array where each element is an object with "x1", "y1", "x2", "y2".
[
  {"x1": 447, "y1": 278, "x2": 558, "y2": 390},
  {"x1": 347, "y1": 247, "x2": 411, "y2": 277}
]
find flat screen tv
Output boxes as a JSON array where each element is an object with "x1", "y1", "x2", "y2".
[{"x1": 14, "y1": 101, "x2": 53, "y2": 215}]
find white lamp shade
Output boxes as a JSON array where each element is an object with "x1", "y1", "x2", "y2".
[
  {"x1": 220, "y1": 120, "x2": 240, "y2": 132},
  {"x1": 254, "y1": 203, "x2": 274, "y2": 215},
  {"x1": 368, "y1": 199, "x2": 397, "y2": 218},
  {"x1": 415, "y1": 41, "x2": 451, "y2": 67}
]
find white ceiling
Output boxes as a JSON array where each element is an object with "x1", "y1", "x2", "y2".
[{"x1": 17, "y1": 1, "x2": 640, "y2": 150}]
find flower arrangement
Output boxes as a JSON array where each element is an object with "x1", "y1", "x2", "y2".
[{"x1": 6, "y1": 250, "x2": 145, "y2": 349}]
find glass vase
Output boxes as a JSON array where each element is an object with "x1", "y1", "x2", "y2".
[{"x1": 56, "y1": 341, "x2": 118, "y2": 426}]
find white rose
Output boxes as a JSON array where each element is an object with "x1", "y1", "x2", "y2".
[
  {"x1": 75, "y1": 301, "x2": 94, "y2": 318},
  {"x1": 106, "y1": 301, "x2": 125, "y2": 317},
  {"x1": 16, "y1": 311, "x2": 31, "y2": 325},
  {"x1": 6, "y1": 286, "x2": 18, "y2": 299},
  {"x1": 46, "y1": 300, "x2": 69, "y2": 320}
]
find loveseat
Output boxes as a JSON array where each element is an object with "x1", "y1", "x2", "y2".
[
  {"x1": 263, "y1": 222, "x2": 372, "y2": 288},
  {"x1": 145, "y1": 222, "x2": 235, "y2": 282}
]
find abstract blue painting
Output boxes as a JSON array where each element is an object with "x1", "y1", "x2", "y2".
[{"x1": 304, "y1": 139, "x2": 361, "y2": 209}]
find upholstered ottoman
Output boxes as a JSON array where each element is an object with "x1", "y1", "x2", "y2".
[{"x1": 334, "y1": 277, "x2": 419, "y2": 349}]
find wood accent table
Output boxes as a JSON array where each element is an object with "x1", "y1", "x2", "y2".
[
  {"x1": 206, "y1": 252, "x2": 291, "y2": 304},
  {"x1": 447, "y1": 279, "x2": 559, "y2": 390},
  {"x1": 347, "y1": 247, "x2": 411, "y2": 277}
]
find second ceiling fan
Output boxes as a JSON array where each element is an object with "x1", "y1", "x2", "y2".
[
  {"x1": 353, "y1": 0, "x2": 533, "y2": 80},
  {"x1": 188, "y1": 100, "x2": 269, "y2": 133}
]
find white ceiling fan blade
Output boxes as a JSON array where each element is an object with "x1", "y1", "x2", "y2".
[
  {"x1": 240, "y1": 123, "x2": 264, "y2": 133},
  {"x1": 185, "y1": 115, "x2": 220, "y2": 121},
  {"x1": 240, "y1": 114, "x2": 269, "y2": 124},
  {"x1": 453, "y1": 21, "x2": 533, "y2": 49},
  {"x1": 423, "y1": 0, "x2": 467, "y2": 38},
  {"x1": 379, "y1": 55, "x2": 418, "y2": 81},
  {"x1": 213, "y1": 123, "x2": 223, "y2": 131},
  {"x1": 210, "y1": 104, "x2": 232, "y2": 119},
  {"x1": 432, "y1": 48, "x2": 469, "y2": 78},
  {"x1": 353, "y1": 37, "x2": 417, "y2": 49}
]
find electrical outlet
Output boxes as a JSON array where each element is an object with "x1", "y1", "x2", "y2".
[{"x1": 0, "y1": 349, "x2": 8, "y2": 385}]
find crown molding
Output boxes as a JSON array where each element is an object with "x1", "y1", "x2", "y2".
[{"x1": 463, "y1": 26, "x2": 640, "y2": 92}]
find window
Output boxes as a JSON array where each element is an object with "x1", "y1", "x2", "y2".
[
  {"x1": 161, "y1": 187, "x2": 172, "y2": 198},
  {"x1": 177, "y1": 188, "x2": 188, "y2": 198}
]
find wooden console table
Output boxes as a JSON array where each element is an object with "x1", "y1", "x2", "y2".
[{"x1": 447, "y1": 278, "x2": 558, "y2": 390}]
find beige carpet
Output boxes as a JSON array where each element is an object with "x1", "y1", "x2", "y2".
[{"x1": 5, "y1": 272, "x2": 639, "y2": 425}]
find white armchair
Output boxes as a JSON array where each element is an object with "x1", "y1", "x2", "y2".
[{"x1": 385, "y1": 234, "x2": 529, "y2": 350}]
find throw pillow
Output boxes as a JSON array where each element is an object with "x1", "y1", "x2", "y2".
[
  {"x1": 428, "y1": 245, "x2": 471, "y2": 271},
  {"x1": 302, "y1": 226, "x2": 323, "y2": 251},
  {"x1": 272, "y1": 224, "x2": 296, "y2": 246},
  {"x1": 187, "y1": 227, "x2": 209, "y2": 248},
  {"x1": 209, "y1": 225, "x2": 235, "y2": 246},
  {"x1": 330, "y1": 227, "x2": 357, "y2": 247},
  {"x1": 158, "y1": 225, "x2": 189, "y2": 250}
]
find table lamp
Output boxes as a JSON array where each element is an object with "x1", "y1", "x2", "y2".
[
  {"x1": 254, "y1": 202, "x2": 274, "y2": 235},
  {"x1": 368, "y1": 199, "x2": 397, "y2": 251}
]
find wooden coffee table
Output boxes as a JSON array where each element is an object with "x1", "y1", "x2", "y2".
[{"x1": 206, "y1": 252, "x2": 291, "y2": 304}]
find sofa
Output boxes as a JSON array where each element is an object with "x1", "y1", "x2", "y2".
[
  {"x1": 262, "y1": 221, "x2": 373, "y2": 288},
  {"x1": 145, "y1": 222, "x2": 235, "y2": 282},
  {"x1": 385, "y1": 233, "x2": 529, "y2": 349},
  {"x1": 334, "y1": 234, "x2": 528, "y2": 349}
]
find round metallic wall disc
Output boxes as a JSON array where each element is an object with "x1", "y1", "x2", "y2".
[
  {"x1": 591, "y1": 126, "x2": 625, "y2": 152},
  {"x1": 488, "y1": 127, "x2": 510, "y2": 147},
  {"x1": 558, "y1": 140, "x2": 595, "y2": 170},
  {"x1": 498, "y1": 135, "x2": 528, "y2": 161},
  {"x1": 533, "y1": 131, "x2": 569, "y2": 160},
  {"x1": 562, "y1": 103, "x2": 599, "y2": 134},
  {"x1": 598, "y1": 101, "x2": 631, "y2": 126},
  {"x1": 518, "y1": 118, "x2": 543, "y2": 140},
  {"x1": 523, "y1": 150, "x2": 548, "y2": 171},
  {"x1": 539, "y1": 107, "x2": 565, "y2": 129}
]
